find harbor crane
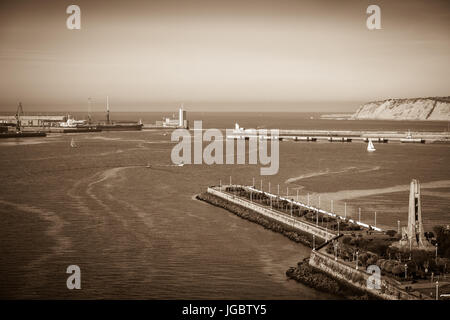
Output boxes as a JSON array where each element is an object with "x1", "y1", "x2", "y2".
[{"x1": 15, "y1": 102, "x2": 24, "y2": 132}]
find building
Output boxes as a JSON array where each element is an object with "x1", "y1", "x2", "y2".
[
  {"x1": 0, "y1": 115, "x2": 66, "y2": 127},
  {"x1": 392, "y1": 179, "x2": 434, "y2": 251},
  {"x1": 155, "y1": 106, "x2": 189, "y2": 129}
]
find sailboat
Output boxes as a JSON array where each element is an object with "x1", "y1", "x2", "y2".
[
  {"x1": 367, "y1": 138, "x2": 376, "y2": 152},
  {"x1": 70, "y1": 138, "x2": 78, "y2": 148}
]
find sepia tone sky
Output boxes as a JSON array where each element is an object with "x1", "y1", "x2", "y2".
[{"x1": 0, "y1": 0, "x2": 449, "y2": 112}]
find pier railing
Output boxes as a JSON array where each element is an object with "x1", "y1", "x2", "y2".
[
  {"x1": 208, "y1": 185, "x2": 336, "y2": 240},
  {"x1": 243, "y1": 185, "x2": 383, "y2": 232}
]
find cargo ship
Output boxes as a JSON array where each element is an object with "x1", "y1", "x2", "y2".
[{"x1": 95, "y1": 96, "x2": 143, "y2": 131}]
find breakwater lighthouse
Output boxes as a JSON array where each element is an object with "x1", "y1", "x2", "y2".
[{"x1": 393, "y1": 179, "x2": 433, "y2": 251}]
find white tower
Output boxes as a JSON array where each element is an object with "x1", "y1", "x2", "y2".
[
  {"x1": 178, "y1": 104, "x2": 187, "y2": 128},
  {"x1": 393, "y1": 179, "x2": 433, "y2": 251}
]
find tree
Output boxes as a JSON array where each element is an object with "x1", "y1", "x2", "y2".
[{"x1": 386, "y1": 230, "x2": 397, "y2": 237}]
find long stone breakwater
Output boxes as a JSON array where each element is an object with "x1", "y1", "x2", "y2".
[{"x1": 197, "y1": 185, "x2": 421, "y2": 300}]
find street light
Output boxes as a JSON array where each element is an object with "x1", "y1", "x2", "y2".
[
  {"x1": 356, "y1": 251, "x2": 359, "y2": 270},
  {"x1": 374, "y1": 211, "x2": 377, "y2": 228},
  {"x1": 436, "y1": 243, "x2": 438, "y2": 264},
  {"x1": 436, "y1": 281, "x2": 439, "y2": 300},
  {"x1": 358, "y1": 208, "x2": 361, "y2": 223}
]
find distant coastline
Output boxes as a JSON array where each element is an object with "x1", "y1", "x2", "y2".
[{"x1": 350, "y1": 96, "x2": 450, "y2": 121}]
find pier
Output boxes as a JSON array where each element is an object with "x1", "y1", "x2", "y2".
[
  {"x1": 206, "y1": 184, "x2": 383, "y2": 241},
  {"x1": 208, "y1": 185, "x2": 335, "y2": 240}
]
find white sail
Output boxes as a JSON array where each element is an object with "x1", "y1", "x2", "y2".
[{"x1": 367, "y1": 139, "x2": 376, "y2": 152}]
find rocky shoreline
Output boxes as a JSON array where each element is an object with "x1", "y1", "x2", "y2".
[
  {"x1": 286, "y1": 258, "x2": 377, "y2": 300},
  {"x1": 196, "y1": 192, "x2": 318, "y2": 248}
]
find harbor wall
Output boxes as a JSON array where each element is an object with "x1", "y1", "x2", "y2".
[
  {"x1": 309, "y1": 250, "x2": 423, "y2": 300},
  {"x1": 207, "y1": 187, "x2": 335, "y2": 240}
]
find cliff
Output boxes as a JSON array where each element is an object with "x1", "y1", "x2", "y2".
[{"x1": 351, "y1": 97, "x2": 449, "y2": 121}]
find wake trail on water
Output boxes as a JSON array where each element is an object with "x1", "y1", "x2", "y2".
[
  {"x1": 310, "y1": 180, "x2": 450, "y2": 203},
  {"x1": 285, "y1": 166, "x2": 381, "y2": 184},
  {"x1": 0, "y1": 199, "x2": 71, "y2": 296}
]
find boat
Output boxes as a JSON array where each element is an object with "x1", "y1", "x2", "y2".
[
  {"x1": 400, "y1": 130, "x2": 425, "y2": 143},
  {"x1": 146, "y1": 162, "x2": 151, "y2": 168},
  {"x1": 177, "y1": 161, "x2": 184, "y2": 167},
  {"x1": 367, "y1": 139, "x2": 376, "y2": 152},
  {"x1": 96, "y1": 96, "x2": 143, "y2": 131}
]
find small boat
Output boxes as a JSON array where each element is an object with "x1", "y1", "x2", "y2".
[
  {"x1": 70, "y1": 138, "x2": 78, "y2": 148},
  {"x1": 400, "y1": 130, "x2": 425, "y2": 143},
  {"x1": 177, "y1": 161, "x2": 184, "y2": 167},
  {"x1": 367, "y1": 139, "x2": 376, "y2": 152},
  {"x1": 146, "y1": 162, "x2": 151, "y2": 168}
]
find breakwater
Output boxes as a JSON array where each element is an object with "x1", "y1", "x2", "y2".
[
  {"x1": 206, "y1": 186, "x2": 336, "y2": 240},
  {"x1": 286, "y1": 258, "x2": 374, "y2": 299},
  {"x1": 196, "y1": 192, "x2": 319, "y2": 247},
  {"x1": 198, "y1": 184, "x2": 427, "y2": 300},
  {"x1": 308, "y1": 250, "x2": 423, "y2": 300}
]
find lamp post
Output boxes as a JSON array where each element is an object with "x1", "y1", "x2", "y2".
[
  {"x1": 219, "y1": 179, "x2": 222, "y2": 192},
  {"x1": 436, "y1": 281, "x2": 439, "y2": 300},
  {"x1": 252, "y1": 177, "x2": 255, "y2": 187},
  {"x1": 344, "y1": 202, "x2": 347, "y2": 218},
  {"x1": 356, "y1": 251, "x2": 359, "y2": 270},
  {"x1": 318, "y1": 195, "x2": 321, "y2": 209},
  {"x1": 358, "y1": 208, "x2": 361, "y2": 223},
  {"x1": 374, "y1": 211, "x2": 377, "y2": 228},
  {"x1": 436, "y1": 243, "x2": 438, "y2": 264},
  {"x1": 405, "y1": 264, "x2": 408, "y2": 279},
  {"x1": 277, "y1": 184, "x2": 279, "y2": 196},
  {"x1": 229, "y1": 176, "x2": 232, "y2": 186},
  {"x1": 268, "y1": 182, "x2": 271, "y2": 193},
  {"x1": 260, "y1": 179, "x2": 263, "y2": 191},
  {"x1": 296, "y1": 189, "x2": 299, "y2": 202},
  {"x1": 307, "y1": 193, "x2": 310, "y2": 206}
]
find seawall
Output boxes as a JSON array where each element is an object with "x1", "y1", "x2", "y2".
[
  {"x1": 308, "y1": 250, "x2": 424, "y2": 300},
  {"x1": 207, "y1": 186, "x2": 335, "y2": 240}
]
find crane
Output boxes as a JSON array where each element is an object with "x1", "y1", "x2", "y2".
[{"x1": 15, "y1": 102, "x2": 24, "y2": 132}]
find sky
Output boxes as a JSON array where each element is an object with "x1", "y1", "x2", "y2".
[{"x1": 0, "y1": 0, "x2": 449, "y2": 112}]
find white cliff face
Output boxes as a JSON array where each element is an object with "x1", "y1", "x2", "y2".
[{"x1": 351, "y1": 97, "x2": 450, "y2": 120}]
